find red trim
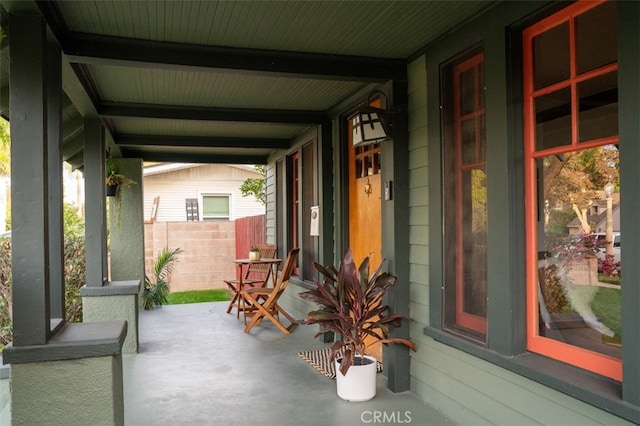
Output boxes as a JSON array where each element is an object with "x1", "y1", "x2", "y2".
[
  {"x1": 453, "y1": 52, "x2": 487, "y2": 334},
  {"x1": 523, "y1": 0, "x2": 621, "y2": 381},
  {"x1": 291, "y1": 153, "x2": 300, "y2": 275}
]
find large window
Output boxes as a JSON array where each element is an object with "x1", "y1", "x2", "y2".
[
  {"x1": 523, "y1": 0, "x2": 620, "y2": 380},
  {"x1": 442, "y1": 48, "x2": 488, "y2": 341}
]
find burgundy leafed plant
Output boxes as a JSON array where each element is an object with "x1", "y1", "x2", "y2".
[{"x1": 299, "y1": 249, "x2": 416, "y2": 375}]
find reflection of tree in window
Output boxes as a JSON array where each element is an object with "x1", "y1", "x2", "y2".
[{"x1": 542, "y1": 146, "x2": 619, "y2": 237}]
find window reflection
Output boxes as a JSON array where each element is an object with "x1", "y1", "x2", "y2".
[{"x1": 538, "y1": 146, "x2": 621, "y2": 358}]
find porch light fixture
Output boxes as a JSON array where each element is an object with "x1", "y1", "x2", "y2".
[{"x1": 349, "y1": 91, "x2": 391, "y2": 147}]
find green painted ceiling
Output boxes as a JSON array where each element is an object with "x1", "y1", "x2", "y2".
[{"x1": 0, "y1": 0, "x2": 496, "y2": 169}]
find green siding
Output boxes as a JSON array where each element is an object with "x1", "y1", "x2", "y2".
[
  {"x1": 264, "y1": 163, "x2": 277, "y2": 245},
  {"x1": 278, "y1": 283, "x2": 316, "y2": 322},
  {"x1": 406, "y1": 3, "x2": 636, "y2": 422}
]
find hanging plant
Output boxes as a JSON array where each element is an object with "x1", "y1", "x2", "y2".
[{"x1": 105, "y1": 157, "x2": 136, "y2": 227}]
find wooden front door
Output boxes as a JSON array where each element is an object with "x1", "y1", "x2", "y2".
[{"x1": 347, "y1": 114, "x2": 383, "y2": 359}]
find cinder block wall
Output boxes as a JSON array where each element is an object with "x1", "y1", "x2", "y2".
[{"x1": 144, "y1": 221, "x2": 236, "y2": 292}]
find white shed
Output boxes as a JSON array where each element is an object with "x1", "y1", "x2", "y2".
[{"x1": 142, "y1": 163, "x2": 265, "y2": 222}]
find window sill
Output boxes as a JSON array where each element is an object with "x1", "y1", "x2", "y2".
[{"x1": 423, "y1": 326, "x2": 639, "y2": 424}]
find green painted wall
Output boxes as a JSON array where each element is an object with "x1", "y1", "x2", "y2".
[{"x1": 406, "y1": 6, "x2": 635, "y2": 424}]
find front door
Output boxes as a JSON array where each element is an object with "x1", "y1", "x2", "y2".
[{"x1": 348, "y1": 110, "x2": 383, "y2": 359}]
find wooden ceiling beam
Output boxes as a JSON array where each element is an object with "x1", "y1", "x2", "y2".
[
  {"x1": 58, "y1": 32, "x2": 403, "y2": 83},
  {"x1": 116, "y1": 134, "x2": 290, "y2": 150},
  {"x1": 99, "y1": 102, "x2": 328, "y2": 125},
  {"x1": 119, "y1": 149, "x2": 268, "y2": 165}
]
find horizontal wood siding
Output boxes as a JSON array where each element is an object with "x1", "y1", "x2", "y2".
[
  {"x1": 277, "y1": 284, "x2": 315, "y2": 323},
  {"x1": 143, "y1": 164, "x2": 265, "y2": 222},
  {"x1": 264, "y1": 163, "x2": 277, "y2": 245}
]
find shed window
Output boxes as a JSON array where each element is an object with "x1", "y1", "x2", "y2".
[{"x1": 202, "y1": 195, "x2": 230, "y2": 220}]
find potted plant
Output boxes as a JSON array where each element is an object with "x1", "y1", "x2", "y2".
[
  {"x1": 248, "y1": 246, "x2": 261, "y2": 261},
  {"x1": 299, "y1": 249, "x2": 416, "y2": 401}
]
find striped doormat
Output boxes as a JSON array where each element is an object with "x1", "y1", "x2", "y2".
[{"x1": 297, "y1": 347, "x2": 383, "y2": 379}]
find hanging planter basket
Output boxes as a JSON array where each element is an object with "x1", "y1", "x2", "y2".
[{"x1": 106, "y1": 183, "x2": 119, "y2": 197}]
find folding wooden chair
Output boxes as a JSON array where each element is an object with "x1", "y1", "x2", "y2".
[
  {"x1": 241, "y1": 248, "x2": 299, "y2": 334},
  {"x1": 224, "y1": 244, "x2": 278, "y2": 317}
]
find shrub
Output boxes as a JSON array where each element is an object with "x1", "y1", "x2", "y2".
[
  {"x1": 0, "y1": 238, "x2": 12, "y2": 347},
  {"x1": 64, "y1": 234, "x2": 86, "y2": 322},
  {"x1": 539, "y1": 264, "x2": 569, "y2": 313},
  {"x1": 598, "y1": 254, "x2": 621, "y2": 278},
  {"x1": 0, "y1": 233, "x2": 87, "y2": 347}
]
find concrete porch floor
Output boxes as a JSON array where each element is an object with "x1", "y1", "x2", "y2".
[{"x1": 123, "y1": 301, "x2": 455, "y2": 426}]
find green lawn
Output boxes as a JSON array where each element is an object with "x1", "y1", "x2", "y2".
[
  {"x1": 166, "y1": 289, "x2": 230, "y2": 305},
  {"x1": 566, "y1": 285, "x2": 621, "y2": 340},
  {"x1": 591, "y1": 287, "x2": 622, "y2": 339}
]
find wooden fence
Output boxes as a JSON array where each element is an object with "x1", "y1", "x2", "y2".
[{"x1": 234, "y1": 214, "x2": 266, "y2": 259}]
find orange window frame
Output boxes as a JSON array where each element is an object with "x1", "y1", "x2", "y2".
[
  {"x1": 522, "y1": 0, "x2": 621, "y2": 381},
  {"x1": 453, "y1": 52, "x2": 487, "y2": 334},
  {"x1": 290, "y1": 152, "x2": 299, "y2": 253},
  {"x1": 289, "y1": 153, "x2": 300, "y2": 275}
]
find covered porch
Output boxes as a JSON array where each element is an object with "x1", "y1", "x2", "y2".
[{"x1": 123, "y1": 301, "x2": 451, "y2": 425}]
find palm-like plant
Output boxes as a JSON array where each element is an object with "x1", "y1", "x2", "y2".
[
  {"x1": 143, "y1": 247, "x2": 183, "y2": 310},
  {"x1": 299, "y1": 249, "x2": 416, "y2": 375}
]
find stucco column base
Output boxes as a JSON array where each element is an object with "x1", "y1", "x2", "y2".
[
  {"x1": 81, "y1": 280, "x2": 141, "y2": 354},
  {"x1": 11, "y1": 355, "x2": 124, "y2": 426},
  {"x1": 3, "y1": 321, "x2": 126, "y2": 426}
]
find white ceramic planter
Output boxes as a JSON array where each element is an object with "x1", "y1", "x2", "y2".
[{"x1": 335, "y1": 355, "x2": 377, "y2": 401}]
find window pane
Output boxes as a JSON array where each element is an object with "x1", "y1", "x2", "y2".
[
  {"x1": 461, "y1": 169, "x2": 487, "y2": 318},
  {"x1": 478, "y1": 114, "x2": 486, "y2": 163},
  {"x1": 578, "y1": 71, "x2": 618, "y2": 142},
  {"x1": 535, "y1": 87, "x2": 571, "y2": 150},
  {"x1": 533, "y1": 23, "x2": 569, "y2": 90},
  {"x1": 203, "y1": 196, "x2": 229, "y2": 219},
  {"x1": 461, "y1": 119, "x2": 476, "y2": 164},
  {"x1": 576, "y1": 1, "x2": 617, "y2": 75},
  {"x1": 537, "y1": 146, "x2": 621, "y2": 359},
  {"x1": 460, "y1": 68, "x2": 476, "y2": 115}
]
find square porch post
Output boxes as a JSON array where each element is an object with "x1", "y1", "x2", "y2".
[{"x1": 3, "y1": 13, "x2": 126, "y2": 425}]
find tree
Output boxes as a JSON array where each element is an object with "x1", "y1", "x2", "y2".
[
  {"x1": 543, "y1": 146, "x2": 619, "y2": 234},
  {"x1": 239, "y1": 165, "x2": 266, "y2": 205}
]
